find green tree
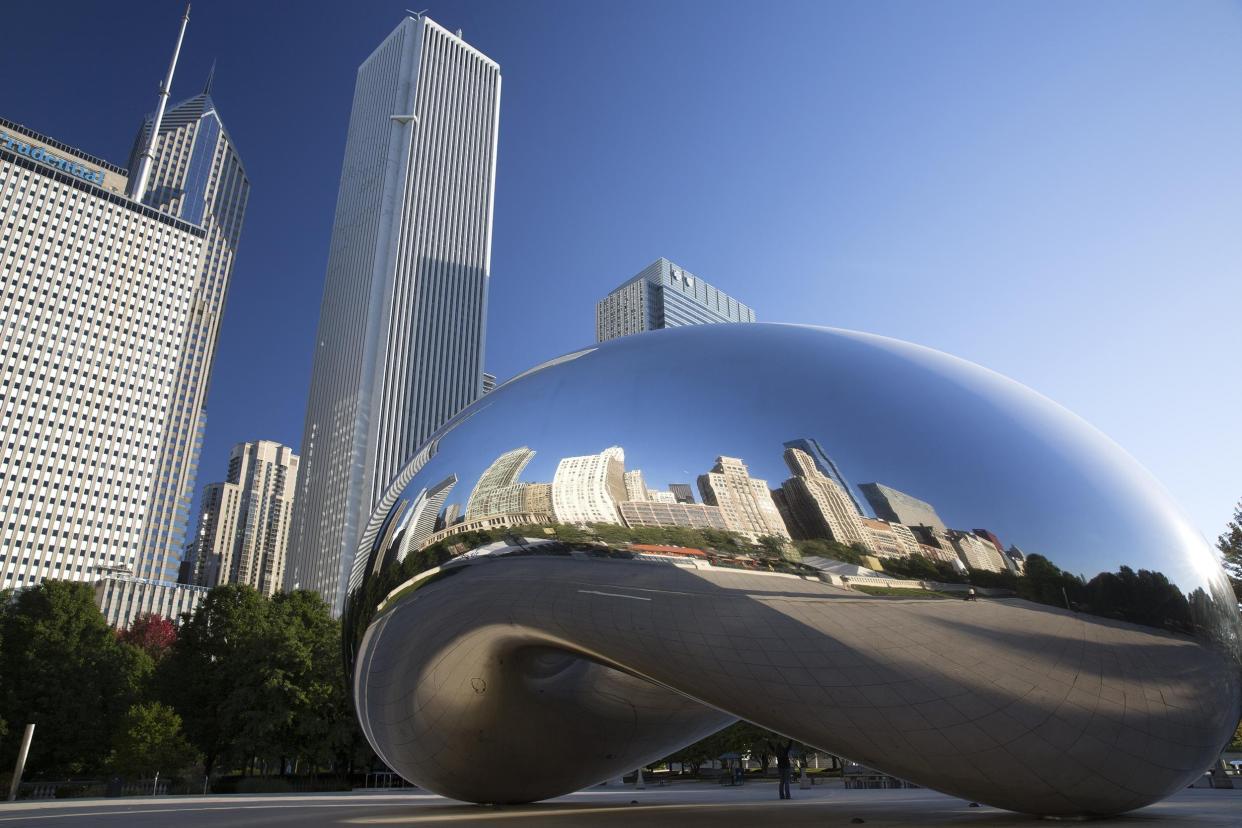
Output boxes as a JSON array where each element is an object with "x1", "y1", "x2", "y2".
[
  {"x1": 159, "y1": 584, "x2": 269, "y2": 776},
  {"x1": 110, "y1": 702, "x2": 199, "y2": 779},
  {"x1": 663, "y1": 722, "x2": 749, "y2": 774},
  {"x1": 661, "y1": 721, "x2": 812, "y2": 775},
  {"x1": 794, "y1": 538, "x2": 864, "y2": 566},
  {"x1": 876, "y1": 554, "x2": 943, "y2": 581},
  {"x1": 1217, "y1": 499, "x2": 1242, "y2": 603},
  {"x1": 755, "y1": 535, "x2": 788, "y2": 560},
  {"x1": 260, "y1": 591, "x2": 353, "y2": 773},
  {"x1": 0, "y1": 581, "x2": 150, "y2": 774},
  {"x1": 1016, "y1": 554, "x2": 1082, "y2": 608},
  {"x1": 162, "y1": 585, "x2": 365, "y2": 778}
]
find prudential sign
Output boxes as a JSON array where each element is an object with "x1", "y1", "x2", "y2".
[{"x1": 0, "y1": 130, "x2": 106, "y2": 186}]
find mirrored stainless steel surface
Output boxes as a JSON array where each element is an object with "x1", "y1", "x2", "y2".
[{"x1": 343, "y1": 323, "x2": 1241, "y2": 817}]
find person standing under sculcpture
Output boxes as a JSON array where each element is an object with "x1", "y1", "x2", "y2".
[{"x1": 773, "y1": 738, "x2": 794, "y2": 799}]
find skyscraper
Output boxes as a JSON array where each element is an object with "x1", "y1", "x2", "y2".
[
  {"x1": 782, "y1": 438, "x2": 868, "y2": 517},
  {"x1": 393, "y1": 474, "x2": 458, "y2": 562},
  {"x1": 859, "y1": 482, "x2": 947, "y2": 533},
  {"x1": 668, "y1": 483, "x2": 696, "y2": 504},
  {"x1": 595, "y1": 258, "x2": 756, "y2": 342},
  {"x1": 287, "y1": 16, "x2": 502, "y2": 614},
  {"x1": 949, "y1": 530, "x2": 1007, "y2": 573},
  {"x1": 697, "y1": 457, "x2": 789, "y2": 541},
  {"x1": 130, "y1": 88, "x2": 251, "y2": 581},
  {"x1": 0, "y1": 9, "x2": 248, "y2": 591},
  {"x1": 466, "y1": 448, "x2": 534, "y2": 519},
  {"x1": 182, "y1": 441, "x2": 299, "y2": 595},
  {"x1": 623, "y1": 469, "x2": 650, "y2": 502},
  {"x1": 552, "y1": 447, "x2": 627, "y2": 526},
  {"x1": 779, "y1": 448, "x2": 871, "y2": 549}
]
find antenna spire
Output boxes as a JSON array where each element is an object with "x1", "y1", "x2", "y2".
[
  {"x1": 128, "y1": 3, "x2": 191, "y2": 201},
  {"x1": 204, "y1": 57, "x2": 216, "y2": 96}
]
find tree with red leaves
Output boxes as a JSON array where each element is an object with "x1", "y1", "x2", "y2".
[{"x1": 119, "y1": 612, "x2": 177, "y2": 660}]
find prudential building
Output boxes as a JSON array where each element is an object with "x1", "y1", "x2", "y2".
[
  {"x1": 0, "y1": 8, "x2": 249, "y2": 591},
  {"x1": 287, "y1": 16, "x2": 501, "y2": 614}
]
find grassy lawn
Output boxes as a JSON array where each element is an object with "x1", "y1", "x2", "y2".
[{"x1": 851, "y1": 585, "x2": 958, "y2": 599}]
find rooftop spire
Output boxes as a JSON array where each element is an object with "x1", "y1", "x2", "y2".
[
  {"x1": 204, "y1": 57, "x2": 216, "y2": 96},
  {"x1": 128, "y1": 3, "x2": 191, "y2": 201}
]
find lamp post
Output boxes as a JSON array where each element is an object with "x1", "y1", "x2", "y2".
[{"x1": 6, "y1": 724, "x2": 35, "y2": 802}]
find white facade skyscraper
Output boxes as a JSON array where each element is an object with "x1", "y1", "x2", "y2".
[
  {"x1": 0, "y1": 15, "x2": 248, "y2": 592},
  {"x1": 552, "y1": 447, "x2": 627, "y2": 526},
  {"x1": 697, "y1": 456, "x2": 790, "y2": 541},
  {"x1": 287, "y1": 16, "x2": 502, "y2": 614},
  {"x1": 623, "y1": 469, "x2": 650, "y2": 503},
  {"x1": 0, "y1": 121, "x2": 205, "y2": 590},
  {"x1": 779, "y1": 447, "x2": 871, "y2": 549}
]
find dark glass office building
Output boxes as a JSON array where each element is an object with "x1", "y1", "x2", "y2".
[{"x1": 595, "y1": 257, "x2": 756, "y2": 342}]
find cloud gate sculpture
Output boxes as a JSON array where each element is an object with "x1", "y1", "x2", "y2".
[{"x1": 343, "y1": 323, "x2": 1241, "y2": 817}]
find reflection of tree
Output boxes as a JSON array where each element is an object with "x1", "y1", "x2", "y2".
[
  {"x1": 1014, "y1": 554, "x2": 1080, "y2": 607},
  {"x1": 1078, "y1": 566, "x2": 1191, "y2": 631},
  {"x1": 880, "y1": 553, "x2": 964, "y2": 584},
  {"x1": 802, "y1": 541, "x2": 1235, "y2": 647},
  {"x1": 344, "y1": 521, "x2": 813, "y2": 670},
  {"x1": 981, "y1": 554, "x2": 1234, "y2": 645},
  {"x1": 342, "y1": 542, "x2": 457, "y2": 676},
  {"x1": 1217, "y1": 499, "x2": 1242, "y2": 604}
]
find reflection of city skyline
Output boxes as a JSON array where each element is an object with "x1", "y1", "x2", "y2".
[
  {"x1": 349, "y1": 321, "x2": 1236, "y2": 624},
  {"x1": 403, "y1": 437, "x2": 1031, "y2": 577}
]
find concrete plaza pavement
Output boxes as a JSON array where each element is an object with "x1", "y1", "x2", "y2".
[{"x1": 1, "y1": 782, "x2": 1240, "y2": 826}]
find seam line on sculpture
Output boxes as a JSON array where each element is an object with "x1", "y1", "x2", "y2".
[{"x1": 578, "y1": 590, "x2": 652, "y2": 601}]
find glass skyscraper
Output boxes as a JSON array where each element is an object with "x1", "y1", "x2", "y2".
[
  {"x1": 595, "y1": 258, "x2": 756, "y2": 342},
  {"x1": 128, "y1": 90, "x2": 251, "y2": 581},
  {"x1": 287, "y1": 16, "x2": 502, "y2": 615}
]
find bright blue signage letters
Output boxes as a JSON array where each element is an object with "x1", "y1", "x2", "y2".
[{"x1": 0, "y1": 130, "x2": 106, "y2": 186}]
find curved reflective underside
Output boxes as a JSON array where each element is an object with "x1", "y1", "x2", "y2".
[{"x1": 344, "y1": 324, "x2": 1242, "y2": 817}]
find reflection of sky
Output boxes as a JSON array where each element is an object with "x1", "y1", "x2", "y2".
[{"x1": 397, "y1": 324, "x2": 1228, "y2": 602}]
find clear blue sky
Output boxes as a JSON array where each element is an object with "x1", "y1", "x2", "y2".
[{"x1": 2, "y1": 1, "x2": 1239, "y2": 544}]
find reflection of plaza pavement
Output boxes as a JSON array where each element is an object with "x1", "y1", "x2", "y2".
[
  {"x1": 356, "y1": 555, "x2": 1237, "y2": 814},
  {"x1": 2, "y1": 785, "x2": 1240, "y2": 826}
]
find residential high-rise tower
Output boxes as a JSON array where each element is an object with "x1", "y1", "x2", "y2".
[
  {"x1": 465, "y1": 447, "x2": 534, "y2": 519},
  {"x1": 552, "y1": 447, "x2": 627, "y2": 526},
  {"x1": 782, "y1": 438, "x2": 867, "y2": 517},
  {"x1": 697, "y1": 456, "x2": 789, "y2": 541},
  {"x1": 183, "y1": 441, "x2": 299, "y2": 595},
  {"x1": 779, "y1": 448, "x2": 871, "y2": 548},
  {"x1": 287, "y1": 16, "x2": 502, "y2": 614}
]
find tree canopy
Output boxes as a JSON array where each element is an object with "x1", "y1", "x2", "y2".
[
  {"x1": 109, "y1": 702, "x2": 198, "y2": 779},
  {"x1": 1217, "y1": 499, "x2": 1242, "y2": 603},
  {"x1": 0, "y1": 581, "x2": 365, "y2": 782},
  {"x1": 0, "y1": 581, "x2": 150, "y2": 774},
  {"x1": 158, "y1": 585, "x2": 358, "y2": 777}
]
